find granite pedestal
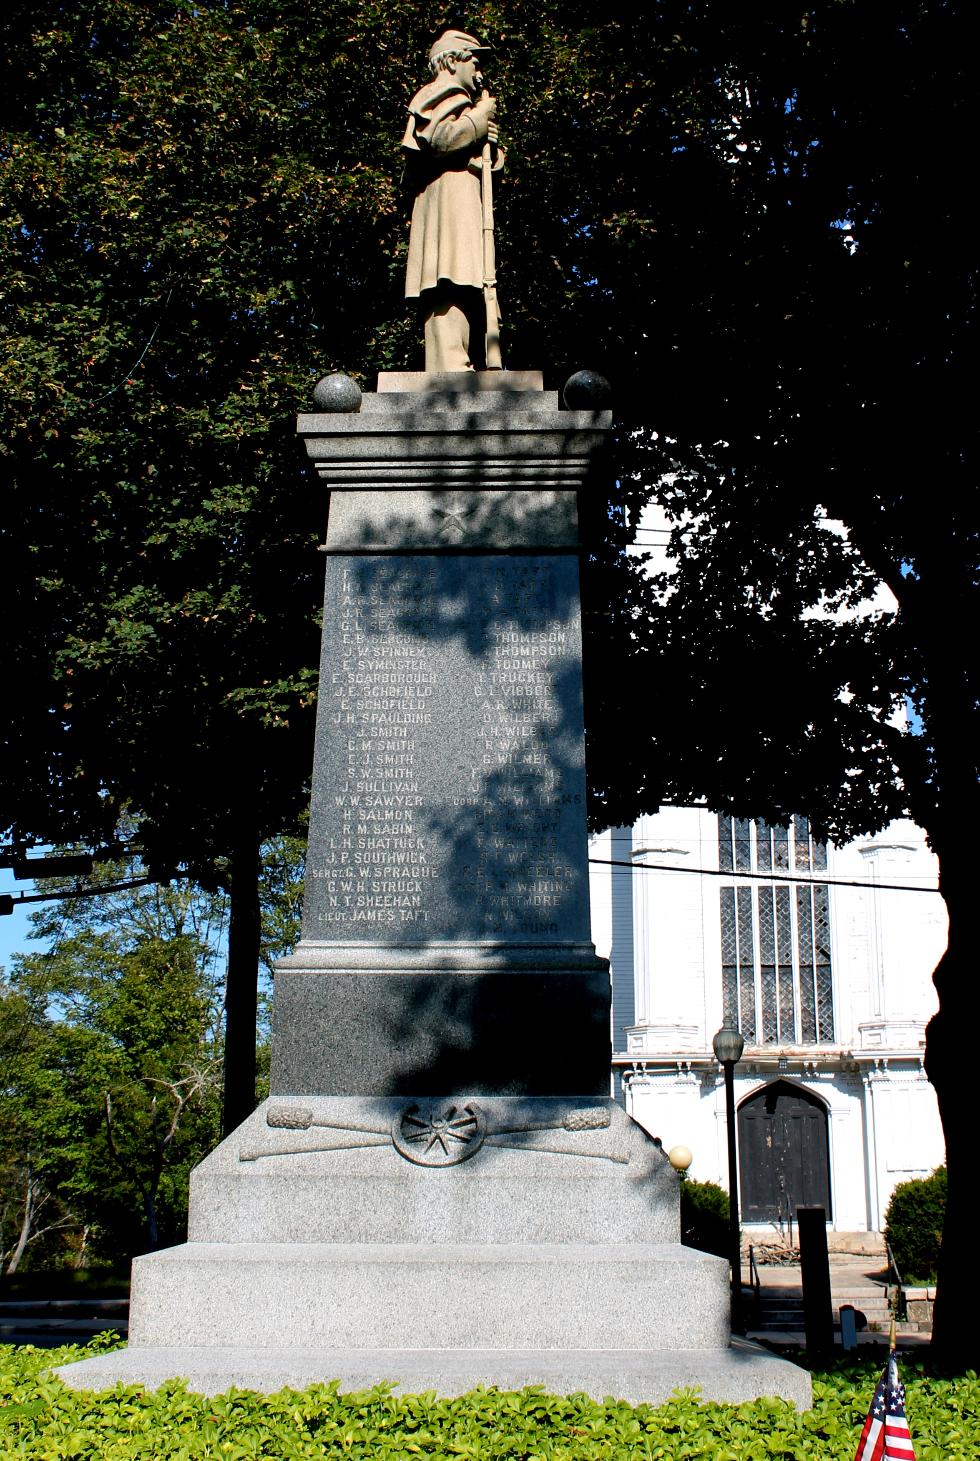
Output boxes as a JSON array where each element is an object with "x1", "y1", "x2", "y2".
[{"x1": 57, "y1": 373, "x2": 809, "y2": 1409}]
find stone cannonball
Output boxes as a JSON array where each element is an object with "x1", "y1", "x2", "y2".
[
  {"x1": 311, "y1": 373, "x2": 362, "y2": 412},
  {"x1": 562, "y1": 369, "x2": 613, "y2": 410},
  {"x1": 667, "y1": 1145, "x2": 694, "y2": 1172}
]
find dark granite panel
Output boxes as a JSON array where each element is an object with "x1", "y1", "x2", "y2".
[
  {"x1": 302, "y1": 554, "x2": 591, "y2": 950},
  {"x1": 270, "y1": 969, "x2": 611, "y2": 1098}
]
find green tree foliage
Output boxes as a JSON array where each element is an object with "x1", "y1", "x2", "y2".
[
  {"x1": 559, "y1": 5, "x2": 976, "y2": 1368},
  {"x1": 0, "y1": 0, "x2": 419, "y2": 1128},
  {"x1": 1, "y1": 0, "x2": 974, "y2": 1359},
  {"x1": 256, "y1": 831, "x2": 305, "y2": 977},
  {"x1": 1, "y1": 868, "x2": 225, "y2": 1267},
  {"x1": 885, "y1": 1167, "x2": 947, "y2": 1287},
  {"x1": 0, "y1": 982, "x2": 84, "y2": 1272},
  {"x1": 0, "y1": 838, "x2": 303, "y2": 1269}
]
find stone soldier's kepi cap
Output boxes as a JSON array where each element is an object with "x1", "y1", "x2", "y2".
[{"x1": 428, "y1": 29, "x2": 491, "y2": 66}]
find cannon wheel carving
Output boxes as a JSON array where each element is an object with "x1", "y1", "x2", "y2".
[{"x1": 392, "y1": 1102, "x2": 487, "y2": 1166}]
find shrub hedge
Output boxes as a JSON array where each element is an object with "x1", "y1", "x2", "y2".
[
  {"x1": 884, "y1": 1166, "x2": 947, "y2": 1284},
  {"x1": 679, "y1": 1175, "x2": 731, "y2": 1258},
  {"x1": 2, "y1": 1336, "x2": 978, "y2": 1459}
]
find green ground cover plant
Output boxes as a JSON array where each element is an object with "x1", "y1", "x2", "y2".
[{"x1": 1, "y1": 1338, "x2": 977, "y2": 1460}]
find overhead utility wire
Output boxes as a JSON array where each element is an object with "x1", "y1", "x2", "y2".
[
  {"x1": 3, "y1": 876, "x2": 158, "y2": 910},
  {"x1": 587, "y1": 856, "x2": 939, "y2": 895},
  {"x1": 2, "y1": 862, "x2": 938, "y2": 913}
]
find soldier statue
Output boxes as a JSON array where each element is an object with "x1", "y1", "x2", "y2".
[{"x1": 402, "y1": 28, "x2": 504, "y2": 373}]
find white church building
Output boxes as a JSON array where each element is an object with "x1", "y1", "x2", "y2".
[
  {"x1": 589, "y1": 806, "x2": 948, "y2": 1238},
  {"x1": 590, "y1": 501, "x2": 950, "y2": 1239}
]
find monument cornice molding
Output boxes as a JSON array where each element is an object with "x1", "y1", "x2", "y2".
[{"x1": 297, "y1": 397, "x2": 612, "y2": 494}]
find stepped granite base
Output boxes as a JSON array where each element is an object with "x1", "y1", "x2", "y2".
[
  {"x1": 56, "y1": 1339, "x2": 810, "y2": 1407},
  {"x1": 57, "y1": 1099, "x2": 810, "y2": 1406}
]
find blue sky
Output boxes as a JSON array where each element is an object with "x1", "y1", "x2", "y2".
[{"x1": 0, "y1": 865, "x2": 39, "y2": 973}]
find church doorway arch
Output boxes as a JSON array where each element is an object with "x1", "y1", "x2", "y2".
[{"x1": 737, "y1": 1079, "x2": 831, "y2": 1223}]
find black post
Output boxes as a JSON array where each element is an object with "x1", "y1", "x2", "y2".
[
  {"x1": 723, "y1": 1059, "x2": 743, "y2": 1333},
  {"x1": 798, "y1": 1205, "x2": 834, "y2": 1361},
  {"x1": 223, "y1": 830, "x2": 261, "y2": 1138}
]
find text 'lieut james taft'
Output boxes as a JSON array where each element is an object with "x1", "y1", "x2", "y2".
[{"x1": 402, "y1": 29, "x2": 504, "y2": 373}]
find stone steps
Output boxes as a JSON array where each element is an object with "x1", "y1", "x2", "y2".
[
  {"x1": 749, "y1": 1288, "x2": 892, "y2": 1332},
  {"x1": 123, "y1": 1241, "x2": 729, "y2": 1353},
  {"x1": 54, "y1": 1339, "x2": 813, "y2": 1407}
]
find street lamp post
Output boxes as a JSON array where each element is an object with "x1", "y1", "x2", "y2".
[{"x1": 712, "y1": 1024, "x2": 745, "y2": 1333}]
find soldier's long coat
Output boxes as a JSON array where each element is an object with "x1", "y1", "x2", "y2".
[{"x1": 402, "y1": 75, "x2": 501, "y2": 298}]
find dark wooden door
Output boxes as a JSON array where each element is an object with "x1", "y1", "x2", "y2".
[{"x1": 737, "y1": 1080, "x2": 831, "y2": 1223}]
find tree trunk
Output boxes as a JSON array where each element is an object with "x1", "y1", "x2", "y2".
[
  {"x1": 907, "y1": 579, "x2": 980, "y2": 1372},
  {"x1": 5, "y1": 1171, "x2": 35, "y2": 1275},
  {"x1": 222, "y1": 829, "x2": 261, "y2": 1137},
  {"x1": 73, "y1": 1224, "x2": 90, "y2": 1269},
  {"x1": 924, "y1": 832, "x2": 978, "y2": 1371},
  {"x1": 143, "y1": 1186, "x2": 160, "y2": 1250}
]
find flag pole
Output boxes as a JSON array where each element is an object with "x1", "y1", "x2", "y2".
[{"x1": 854, "y1": 1314, "x2": 916, "y2": 1461}]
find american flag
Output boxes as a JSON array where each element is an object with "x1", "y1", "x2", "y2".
[{"x1": 854, "y1": 1350, "x2": 916, "y2": 1461}]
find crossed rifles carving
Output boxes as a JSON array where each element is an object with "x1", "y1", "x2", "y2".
[{"x1": 239, "y1": 1102, "x2": 621, "y2": 1166}]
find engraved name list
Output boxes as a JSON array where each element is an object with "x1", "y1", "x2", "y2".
[{"x1": 302, "y1": 555, "x2": 590, "y2": 945}]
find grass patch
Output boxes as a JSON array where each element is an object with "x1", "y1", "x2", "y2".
[{"x1": 1, "y1": 1337, "x2": 978, "y2": 1459}]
